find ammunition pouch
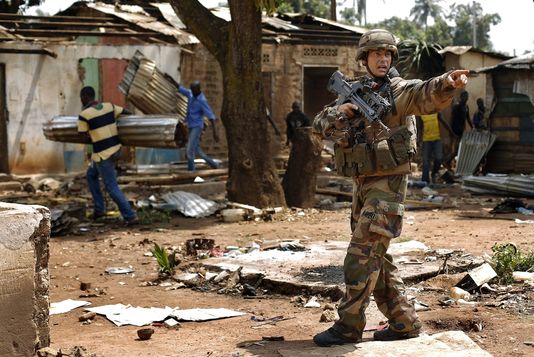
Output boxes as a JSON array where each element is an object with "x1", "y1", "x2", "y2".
[{"x1": 334, "y1": 126, "x2": 412, "y2": 177}]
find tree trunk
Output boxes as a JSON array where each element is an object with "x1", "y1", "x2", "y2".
[
  {"x1": 171, "y1": 0, "x2": 285, "y2": 208},
  {"x1": 330, "y1": 0, "x2": 337, "y2": 21},
  {"x1": 282, "y1": 128, "x2": 322, "y2": 208}
]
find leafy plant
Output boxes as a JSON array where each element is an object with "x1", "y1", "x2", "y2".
[
  {"x1": 491, "y1": 243, "x2": 534, "y2": 284},
  {"x1": 151, "y1": 243, "x2": 175, "y2": 275},
  {"x1": 137, "y1": 207, "x2": 171, "y2": 225}
]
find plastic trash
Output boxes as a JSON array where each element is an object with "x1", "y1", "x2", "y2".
[
  {"x1": 450, "y1": 287, "x2": 470, "y2": 301},
  {"x1": 517, "y1": 207, "x2": 534, "y2": 215}
]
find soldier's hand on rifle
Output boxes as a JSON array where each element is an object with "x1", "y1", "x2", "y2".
[
  {"x1": 337, "y1": 103, "x2": 359, "y2": 119},
  {"x1": 447, "y1": 70, "x2": 469, "y2": 89}
]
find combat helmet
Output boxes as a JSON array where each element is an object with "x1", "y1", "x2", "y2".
[{"x1": 356, "y1": 29, "x2": 398, "y2": 61}]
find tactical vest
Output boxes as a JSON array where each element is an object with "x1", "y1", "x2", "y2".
[
  {"x1": 334, "y1": 125, "x2": 413, "y2": 177},
  {"x1": 333, "y1": 76, "x2": 416, "y2": 177}
]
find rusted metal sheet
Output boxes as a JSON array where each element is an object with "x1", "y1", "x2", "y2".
[
  {"x1": 119, "y1": 51, "x2": 188, "y2": 118},
  {"x1": 42, "y1": 115, "x2": 187, "y2": 148},
  {"x1": 101, "y1": 59, "x2": 128, "y2": 107}
]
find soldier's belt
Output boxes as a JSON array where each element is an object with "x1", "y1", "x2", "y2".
[{"x1": 334, "y1": 126, "x2": 412, "y2": 177}]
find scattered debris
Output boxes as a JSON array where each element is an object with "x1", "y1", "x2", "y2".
[
  {"x1": 162, "y1": 191, "x2": 219, "y2": 218},
  {"x1": 79, "y1": 311, "x2": 97, "y2": 322},
  {"x1": 221, "y1": 208, "x2": 246, "y2": 222},
  {"x1": 185, "y1": 238, "x2": 215, "y2": 257},
  {"x1": 137, "y1": 328, "x2": 154, "y2": 341},
  {"x1": 50, "y1": 299, "x2": 91, "y2": 315},
  {"x1": 463, "y1": 174, "x2": 534, "y2": 197},
  {"x1": 105, "y1": 266, "x2": 135, "y2": 274},
  {"x1": 456, "y1": 263, "x2": 497, "y2": 291},
  {"x1": 304, "y1": 296, "x2": 321, "y2": 308},
  {"x1": 320, "y1": 309, "x2": 336, "y2": 322},
  {"x1": 262, "y1": 336, "x2": 284, "y2": 341}
]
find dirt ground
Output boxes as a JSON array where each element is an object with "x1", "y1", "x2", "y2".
[{"x1": 41, "y1": 183, "x2": 534, "y2": 357}]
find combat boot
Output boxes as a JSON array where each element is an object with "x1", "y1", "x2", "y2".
[
  {"x1": 313, "y1": 327, "x2": 360, "y2": 347},
  {"x1": 373, "y1": 327, "x2": 420, "y2": 341}
]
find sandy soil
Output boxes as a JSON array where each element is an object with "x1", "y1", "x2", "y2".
[{"x1": 45, "y1": 185, "x2": 533, "y2": 357}]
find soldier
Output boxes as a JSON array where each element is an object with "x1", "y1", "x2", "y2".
[{"x1": 312, "y1": 29, "x2": 468, "y2": 347}]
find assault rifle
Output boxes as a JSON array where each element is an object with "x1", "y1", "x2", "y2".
[{"x1": 327, "y1": 71, "x2": 391, "y2": 132}]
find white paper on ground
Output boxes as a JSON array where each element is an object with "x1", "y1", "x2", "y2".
[
  {"x1": 85, "y1": 304, "x2": 246, "y2": 326},
  {"x1": 172, "y1": 308, "x2": 246, "y2": 321},
  {"x1": 86, "y1": 304, "x2": 174, "y2": 327},
  {"x1": 50, "y1": 299, "x2": 91, "y2": 315}
]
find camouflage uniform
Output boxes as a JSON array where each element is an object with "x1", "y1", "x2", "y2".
[{"x1": 313, "y1": 72, "x2": 457, "y2": 340}]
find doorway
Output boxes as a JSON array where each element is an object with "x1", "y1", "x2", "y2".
[{"x1": 303, "y1": 66, "x2": 338, "y2": 119}]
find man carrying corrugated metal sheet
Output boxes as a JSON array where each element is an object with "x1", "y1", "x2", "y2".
[
  {"x1": 176, "y1": 81, "x2": 220, "y2": 171},
  {"x1": 312, "y1": 29, "x2": 469, "y2": 347},
  {"x1": 78, "y1": 86, "x2": 138, "y2": 226}
]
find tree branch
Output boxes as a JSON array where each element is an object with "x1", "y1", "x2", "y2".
[{"x1": 170, "y1": 0, "x2": 228, "y2": 61}]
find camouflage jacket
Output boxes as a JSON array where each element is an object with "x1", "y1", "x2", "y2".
[{"x1": 313, "y1": 71, "x2": 457, "y2": 177}]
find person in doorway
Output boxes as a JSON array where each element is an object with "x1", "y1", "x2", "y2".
[
  {"x1": 77, "y1": 86, "x2": 137, "y2": 225},
  {"x1": 473, "y1": 98, "x2": 486, "y2": 129},
  {"x1": 285, "y1": 101, "x2": 310, "y2": 146},
  {"x1": 177, "y1": 81, "x2": 220, "y2": 171},
  {"x1": 417, "y1": 112, "x2": 445, "y2": 184},
  {"x1": 312, "y1": 29, "x2": 468, "y2": 347}
]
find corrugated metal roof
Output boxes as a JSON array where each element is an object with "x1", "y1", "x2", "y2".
[
  {"x1": 440, "y1": 45, "x2": 510, "y2": 60},
  {"x1": 309, "y1": 16, "x2": 367, "y2": 34},
  {"x1": 439, "y1": 45, "x2": 472, "y2": 56},
  {"x1": 477, "y1": 52, "x2": 534, "y2": 72},
  {"x1": 151, "y1": 2, "x2": 186, "y2": 30},
  {"x1": 88, "y1": 2, "x2": 198, "y2": 45}
]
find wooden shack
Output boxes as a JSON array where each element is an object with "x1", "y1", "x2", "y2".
[{"x1": 478, "y1": 52, "x2": 534, "y2": 173}]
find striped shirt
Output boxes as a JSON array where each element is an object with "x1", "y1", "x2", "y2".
[{"x1": 78, "y1": 102, "x2": 124, "y2": 161}]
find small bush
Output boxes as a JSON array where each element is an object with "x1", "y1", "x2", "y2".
[{"x1": 491, "y1": 243, "x2": 534, "y2": 284}]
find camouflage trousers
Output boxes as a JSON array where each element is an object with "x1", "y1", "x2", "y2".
[{"x1": 332, "y1": 174, "x2": 421, "y2": 340}]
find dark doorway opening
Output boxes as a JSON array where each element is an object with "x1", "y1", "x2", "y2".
[{"x1": 303, "y1": 66, "x2": 337, "y2": 119}]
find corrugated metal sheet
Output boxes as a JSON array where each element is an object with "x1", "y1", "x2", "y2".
[
  {"x1": 162, "y1": 191, "x2": 219, "y2": 218},
  {"x1": 151, "y1": 3, "x2": 186, "y2": 30},
  {"x1": 462, "y1": 174, "x2": 534, "y2": 197},
  {"x1": 43, "y1": 115, "x2": 185, "y2": 148},
  {"x1": 477, "y1": 52, "x2": 534, "y2": 72},
  {"x1": 119, "y1": 51, "x2": 188, "y2": 122},
  {"x1": 455, "y1": 130, "x2": 497, "y2": 176},
  {"x1": 88, "y1": 2, "x2": 198, "y2": 45}
]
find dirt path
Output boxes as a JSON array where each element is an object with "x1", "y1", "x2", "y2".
[{"x1": 47, "y1": 189, "x2": 534, "y2": 356}]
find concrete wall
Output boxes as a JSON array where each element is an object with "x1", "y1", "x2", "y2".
[
  {"x1": 0, "y1": 43, "x2": 181, "y2": 174},
  {"x1": 0, "y1": 202, "x2": 50, "y2": 356}
]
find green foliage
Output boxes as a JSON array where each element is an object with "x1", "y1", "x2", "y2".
[
  {"x1": 137, "y1": 207, "x2": 171, "y2": 225},
  {"x1": 372, "y1": 16, "x2": 425, "y2": 42},
  {"x1": 447, "y1": 1, "x2": 500, "y2": 51},
  {"x1": 491, "y1": 244, "x2": 534, "y2": 284},
  {"x1": 397, "y1": 39, "x2": 444, "y2": 79},
  {"x1": 410, "y1": 0, "x2": 444, "y2": 28},
  {"x1": 277, "y1": 0, "x2": 329, "y2": 17},
  {"x1": 151, "y1": 243, "x2": 175, "y2": 275},
  {"x1": 340, "y1": 7, "x2": 359, "y2": 25}
]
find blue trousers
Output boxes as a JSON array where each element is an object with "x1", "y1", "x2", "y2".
[
  {"x1": 422, "y1": 140, "x2": 443, "y2": 183},
  {"x1": 186, "y1": 126, "x2": 218, "y2": 171},
  {"x1": 86, "y1": 152, "x2": 136, "y2": 221}
]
